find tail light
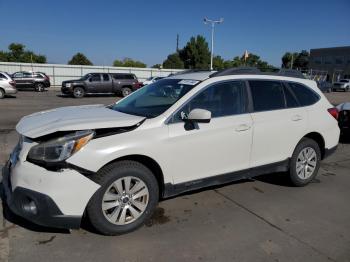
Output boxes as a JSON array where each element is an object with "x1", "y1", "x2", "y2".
[
  {"x1": 328, "y1": 107, "x2": 339, "y2": 120},
  {"x1": 135, "y1": 82, "x2": 142, "y2": 89},
  {"x1": 9, "y1": 81, "x2": 16, "y2": 87}
]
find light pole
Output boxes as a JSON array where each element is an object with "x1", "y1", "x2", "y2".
[{"x1": 204, "y1": 17, "x2": 224, "y2": 71}]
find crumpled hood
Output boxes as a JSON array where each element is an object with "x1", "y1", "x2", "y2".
[{"x1": 16, "y1": 104, "x2": 145, "y2": 138}]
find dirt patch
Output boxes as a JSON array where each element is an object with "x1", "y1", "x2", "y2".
[{"x1": 145, "y1": 207, "x2": 170, "y2": 227}]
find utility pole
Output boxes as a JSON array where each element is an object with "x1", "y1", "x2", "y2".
[
  {"x1": 176, "y1": 34, "x2": 179, "y2": 53},
  {"x1": 204, "y1": 17, "x2": 224, "y2": 71}
]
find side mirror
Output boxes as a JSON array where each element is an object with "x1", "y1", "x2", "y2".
[
  {"x1": 187, "y1": 109, "x2": 211, "y2": 123},
  {"x1": 89, "y1": 78, "x2": 93, "y2": 82}
]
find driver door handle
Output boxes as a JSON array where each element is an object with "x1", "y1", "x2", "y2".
[{"x1": 235, "y1": 124, "x2": 251, "y2": 132}]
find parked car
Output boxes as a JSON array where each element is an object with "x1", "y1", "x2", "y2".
[
  {"x1": 317, "y1": 81, "x2": 332, "y2": 93},
  {"x1": 332, "y1": 79, "x2": 350, "y2": 92},
  {"x1": 61, "y1": 73, "x2": 141, "y2": 98},
  {"x1": 142, "y1": 76, "x2": 165, "y2": 86},
  {"x1": 11, "y1": 71, "x2": 50, "y2": 92},
  {"x1": 0, "y1": 72, "x2": 17, "y2": 99},
  {"x1": 2, "y1": 68, "x2": 340, "y2": 235},
  {"x1": 337, "y1": 102, "x2": 350, "y2": 135}
]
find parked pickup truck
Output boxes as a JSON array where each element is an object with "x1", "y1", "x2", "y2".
[{"x1": 61, "y1": 73, "x2": 142, "y2": 98}]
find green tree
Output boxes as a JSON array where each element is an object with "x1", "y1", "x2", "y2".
[
  {"x1": 162, "y1": 53, "x2": 184, "y2": 69},
  {"x1": 0, "y1": 43, "x2": 47, "y2": 63},
  {"x1": 282, "y1": 50, "x2": 309, "y2": 70},
  {"x1": 293, "y1": 50, "x2": 309, "y2": 70},
  {"x1": 179, "y1": 35, "x2": 211, "y2": 69},
  {"x1": 212, "y1": 55, "x2": 225, "y2": 70},
  {"x1": 113, "y1": 58, "x2": 146, "y2": 68},
  {"x1": 68, "y1": 52, "x2": 93, "y2": 65},
  {"x1": 282, "y1": 52, "x2": 298, "y2": 68},
  {"x1": 223, "y1": 53, "x2": 275, "y2": 70},
  {"x1": 151, "y1": 64, "x2": 162, "y2": 69}
]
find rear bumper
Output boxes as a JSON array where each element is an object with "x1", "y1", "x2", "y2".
[
  {"x1": 1, "y1": 162, "x2": 81, "y2": 229},
  {"x1": 5, "y1": 88, "x2": 17, "y2": 95}
]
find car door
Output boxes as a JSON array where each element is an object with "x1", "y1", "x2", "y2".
[
  {"x1": 12, "y1": 72, "x2": 25, "y2": 87},
  {"x1": 167, "y1": 80, "x2": 253, "y2": 184},
  {"x1": 86, "y1": 73, "x2": 103, "y2": 93},
  {"x1": 248, "y1": 80, "x2": 307, "y2": 168},
  {"x1": 22, "y1": 72, "x2": 34, "y2": 87},
  {"x1": 100, "y1": 73, "x2": 113, "y2": 93},
  {"x1": 111, "y1": 74, "x2": 123, "y2": 92}
]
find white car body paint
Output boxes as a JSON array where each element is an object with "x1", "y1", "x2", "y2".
[{"x1": 8, "y1": 73, "x2": 340, "y2": 221}]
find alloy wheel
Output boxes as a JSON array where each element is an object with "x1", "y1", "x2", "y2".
[
  {"x1": 296, "y1": 147, "x2": 317, "y2": 179},
  {"x1": 101, "y1": 176, "x2": 149, "y2": 225}
]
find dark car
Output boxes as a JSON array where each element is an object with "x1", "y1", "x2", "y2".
[
  {"x1": 337, "y1": 102, "x2": 350, "y2": 136},
  {"x1": 12, "y1": 71, "x2": 51, "y2": 92},
  {"x1": 61, "y1": 73, "x2": 142, "y2": 98}
]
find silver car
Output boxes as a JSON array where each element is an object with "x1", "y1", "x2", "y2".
[
  {"x1": 0, "y1": 72, "x2": 17, "y2": 99},
  {"x1": 332, "y1": 79, "x2": 350, "y2": 92}
]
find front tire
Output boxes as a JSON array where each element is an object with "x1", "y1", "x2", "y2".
[
  {"x1": 73, "y1": 87, "x2": 85, "y2": 98},
  {"x1": 86, "y1": 161, "x2": 159, "y2": 235},
  {"x1": 289, "y1": 138, "x2": 321, "y2": 186}
]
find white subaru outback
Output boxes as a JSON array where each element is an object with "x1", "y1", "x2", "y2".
[{"x1": 1, "y1": 68, "x2": 340, "y2": 235}]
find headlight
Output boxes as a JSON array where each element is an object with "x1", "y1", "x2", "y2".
[
  {"x1": 66, "y1": 83, "x2": 71, "y2": 87},
  {"x1": 28, "y1": 130, "x2": 94, "y2": 163}
]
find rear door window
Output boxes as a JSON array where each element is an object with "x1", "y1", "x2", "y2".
[
  {"x1": 249, "y1": 80, "x2": 285, "y2": 112},
  {"x1": 288, "y1": 82, "x2": 320, "y2": 106},
  {"x1": 283, "y1": 85, "x2": 299, "y2": 108}
]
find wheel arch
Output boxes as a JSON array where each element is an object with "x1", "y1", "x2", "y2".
[
  {"x1": 302, "y1": 132, "x2": 326, "y2": 159},
  {"x1": 99, "y1": 154, "x2": 165, "y2": 199}
]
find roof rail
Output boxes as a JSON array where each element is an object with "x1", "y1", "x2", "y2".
[
  {"x1": 210, "y1": 67, "x2": 261, "y2": 77},
  {"x1": 209, "y1": 67, "x2": 306, "y2": 79}
]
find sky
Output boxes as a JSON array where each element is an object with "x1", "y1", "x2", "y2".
[{"x1": 0, "y1": 0, "x2": 349, "y2": 67}]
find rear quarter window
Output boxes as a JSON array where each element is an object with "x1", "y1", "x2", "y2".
[
  {"x1": 288, "y1": 82, "x2": 320, "y2": 106},
  {"x1": 0, "y1": 73, "x2": 7, "y2": 79}
]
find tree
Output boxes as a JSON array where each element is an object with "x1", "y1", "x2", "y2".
[
  {"x1": 68, "y1": 52, "x2": 93, "y2": 65},
  {"x1": 282, "y1": 52, "x2": 298, "y2": 68},
  {"x1": 293, "y1": 50, "x2": 309, "y2": 70},
  {"x1": 162, "y1": 53, "x2": 184, "y2": 69},
  {"x1": 151, "y1": 64, "x2": 162, "y2": 69},
  {"x1": 212, "y1": 55, "x2": 225, "y2": 70},
  {"x1": 223, "y1": 53, "x2": 275, "y2": 70},
  {"x1": 0, "y1": 43, "x2": 47, "y2": 63},
  {"x1": 113, "y1": 58, "x2": 147, "y2": 68},
  {"x1": 281, "y1": 50, "x2": 309, "y2": 70},
  {"x1": 179, "y1": 35, "x2": 211, "y2": 69}
]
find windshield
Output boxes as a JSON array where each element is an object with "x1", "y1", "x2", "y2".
[
  {"x1": 340, "y1": 80, "x2": 349, "y2": 83},
  {"x1": 111, "y1": 78, "x2": 200, "y2": 118},
  {"x1": 80, "y1": 73, "x2": 92, "y2": 81}
]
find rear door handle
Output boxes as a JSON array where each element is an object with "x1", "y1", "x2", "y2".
[
  {"x1": 291, "y1": 115, "x2": 303, "y2": 121},
  {"x1": 235, "y1": 124, "x2": 251, "y2": 132}
]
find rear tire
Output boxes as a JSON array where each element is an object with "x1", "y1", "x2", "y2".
[
  {"x1": 86, "y1": 161, "x2": 159, "y2": 235},
  {"x1": 0, "y1": 88, "x2": 4, "y2": 99},
  {"x1": 73, "y1": 87, "x2": 85, "y2": 98},
  {"x1": 121, "y1": 87, "x2": 132, "y2": 97},
  {"x1": 35, "y1": 82, "x2": 45, "y2": 92},
  {"x1": 289, "y1": 138, "x2": 321, "y2": 186}
]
